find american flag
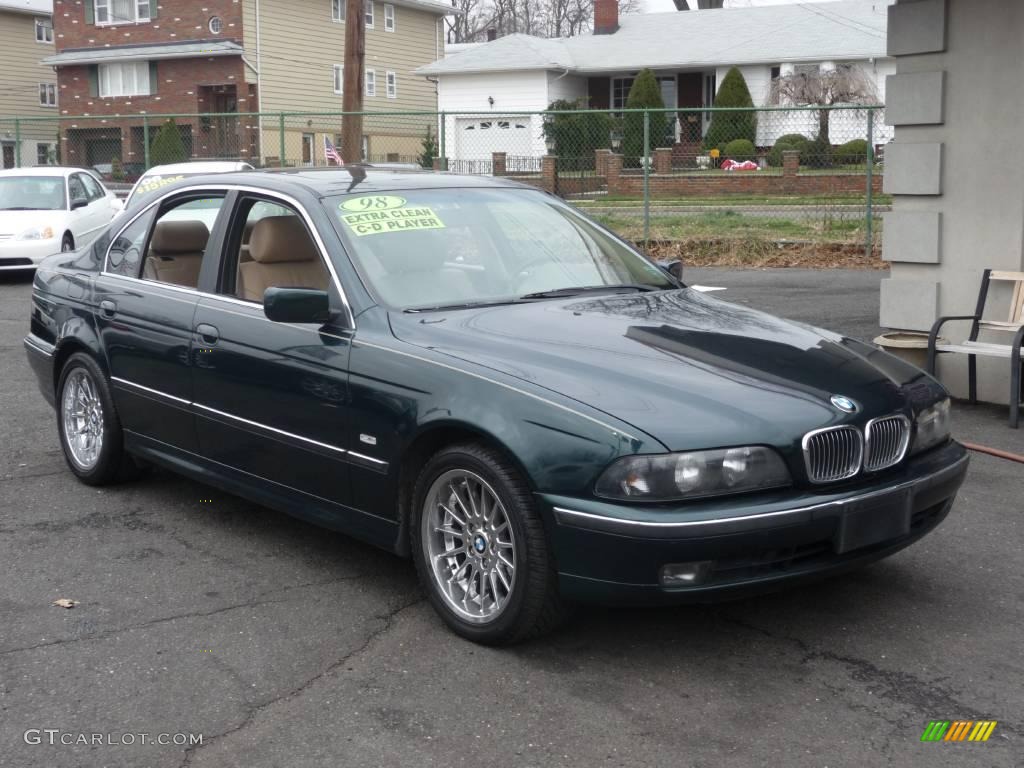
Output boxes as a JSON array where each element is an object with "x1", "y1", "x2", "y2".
[{"x1": 324, "y1": 136, "x2": 344, "y2": 166}]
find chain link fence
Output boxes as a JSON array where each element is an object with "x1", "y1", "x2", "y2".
[{"x1": 0, "y1": 105, "x2": 886, "y2": 260}]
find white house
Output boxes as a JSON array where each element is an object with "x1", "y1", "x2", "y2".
[{"x1": 417, "y1": 0, "x2": 896, "y2": 164}]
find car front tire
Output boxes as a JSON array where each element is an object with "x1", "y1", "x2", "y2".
[
  {"x1": 411, "y1": 442, "x2": 566, "y2": 645},
  {"x1": 56, "y1": 353, "x2": 138, "y2": 485}
]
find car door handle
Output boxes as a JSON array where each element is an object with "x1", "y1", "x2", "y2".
[
  {"x1": 195, "y1": 323, "x2": 220, "y2": 345},
  {"x1": 99, "y1": 300, "x2": 117, "y2": 318}
]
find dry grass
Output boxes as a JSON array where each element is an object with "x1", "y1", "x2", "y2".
[{"x1": 643, "y1": 238, "x2": 887, "y2": 270}]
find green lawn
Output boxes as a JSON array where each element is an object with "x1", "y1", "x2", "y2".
[{"x1": 575, "y1": 194, "x2": 890, "y2": 207}]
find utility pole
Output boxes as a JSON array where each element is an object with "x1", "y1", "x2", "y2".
[{"x1": 341, "y1": 0, "x2": 366, "y2": 163}]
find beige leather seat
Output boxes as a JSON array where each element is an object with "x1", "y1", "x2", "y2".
[
  {"x1": 239, "y1": 219, "x2": 256, "y2": 263},
  {"x1": 143, "y1": 220, "x2": 209, "y2": 288},
  {"x1": 237, "y1": 215, "x2": 329, "y2": 303}
]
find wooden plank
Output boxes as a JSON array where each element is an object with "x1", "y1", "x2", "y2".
[
  {"x1": 978, "y1": 320, "x2": 1024, "y2": 332},
  {"x1": 935, "y1": 343, "x2": 1012, "y2": 358},
  {"x1": 1011, "y1": 278, "x2": 1024, "y2": 323},
  {"x1": 989, "y1": 270, "x2": 1024, "y2": 281}
]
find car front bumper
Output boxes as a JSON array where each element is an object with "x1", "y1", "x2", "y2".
[
  {"x1": 0, "y1": 239, "x2": 61, "y2": 270},
  {"x1": 541, "y1": 440, "x2": 969, "y2": 604}
]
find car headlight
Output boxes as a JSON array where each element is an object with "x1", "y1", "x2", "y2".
[
  {"x1": 911, "y1": 398, "x2": 951, "y2": 455},
  {"x1": 595, "y1": 446, "x2": 791, "y2": 502},
  {"x1": 17, "y1": 226, "x2": 55, "y2": 241}
]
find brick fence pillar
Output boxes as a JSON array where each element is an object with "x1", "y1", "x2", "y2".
[
  {"x1": 492, "y1": 151, "x2": 507, "y2": 176},
  {"x1": 782, "y1": 150, "x2": 800, "y2": 193},
  {"x1": 542, "y1": 155, "x2": 558, "y2": 194},
  {"x1": 654, "y1": 147, "x2": 673, "y2": 175},
  {"x1": 606, "y1": 153, "x2": 623, "y2": 195},
  {"x1": 595, "y1": 148, "x2": 611, "y2": 177}
]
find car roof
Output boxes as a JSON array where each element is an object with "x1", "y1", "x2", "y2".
[
  {"x1": 161, "y1": 167, "x2": 536, "y2": 198},
  {"x1": 0, "y1": 167, "x2": 83, "y2": 178}
]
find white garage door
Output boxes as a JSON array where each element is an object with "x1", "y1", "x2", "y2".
[{"x1": 455, "y1": 118, "x2": 533, "y2": 167}]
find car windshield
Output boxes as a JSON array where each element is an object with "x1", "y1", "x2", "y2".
[
  {"x1": 0, "y1": 176, "x2": 66, "y2": 211},
  {"x1": 127, "y1": 173, "x2": 212, "y2": 208},
  {"x1": 325, "y1": 188, "x2": 675, "y2": 310}
]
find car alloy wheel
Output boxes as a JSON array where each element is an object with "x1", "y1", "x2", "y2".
[
  {"x1": 61, "y1": 368, "x2": 105, "y2": 470},
  {"x1": 421, "y1": 468, "x2": 517, "y2": 623},
  {"x1": 412, "y1": 443, "x2": 566, "y2": 644},
  {"x1": 56, "y1": 353, "x2": 141, "y2": 485}
]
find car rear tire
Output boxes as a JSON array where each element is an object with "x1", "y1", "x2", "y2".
[
  {"x1": 61, "y1": 234, "x2": 74, "y2": 252},
  {"x1": 411, "y1": 442, "x2": 566, "y2": 644},
  {"x1": 56, "y1": 353, "x2": 140, "y2": 485}
]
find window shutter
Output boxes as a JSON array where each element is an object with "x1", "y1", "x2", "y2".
[
  {"x1": 149, "y1": 61, "x2": 158, "y2": 94},
  {"x1": 88, "y1": 65, "x2": 99, "y2": 97},
  {"x1": 85, "y1": 0, "x2": 94, "y2": 24},
  {"x1": 151, "y1": 2, "x2": 158, "y2": 20}
]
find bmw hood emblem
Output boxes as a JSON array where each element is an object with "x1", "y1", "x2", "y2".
[{"x1": 830, "y1": 395, "x2": 859, "y2": 413}]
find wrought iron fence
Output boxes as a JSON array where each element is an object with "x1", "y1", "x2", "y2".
[{"x1": 0, "y1": 105, "x2": 886, "y2": 255}]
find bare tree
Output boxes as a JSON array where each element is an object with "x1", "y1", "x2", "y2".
[
  {"x1": 447, "y1": 0, "x2": 638, "y2": 42},
  {"x1": 446, "y1": 0, "x2": 491, "y2": 44},
  {"x1": 768, "y1": 63, "x2": 879, "y2": 143}
]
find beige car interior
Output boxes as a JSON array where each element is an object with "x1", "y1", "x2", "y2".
[
  {"x1": 237, "y1": 215, "x2": 330, "y2": 303},
  {"x1": 142, "y1": 220, "x2": 209, "y2": 288}
]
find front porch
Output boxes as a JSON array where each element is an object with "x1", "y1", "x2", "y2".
[{"x1": 585, "y1": 70, "x2": 717, "y2": 167}]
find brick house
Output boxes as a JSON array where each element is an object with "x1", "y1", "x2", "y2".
[
  {"x1": 42, "y1": 0, "x2": 454, "y2": 170},
  {"x1": 43, "y1": 0, "x2": 255, "y2": 169}
]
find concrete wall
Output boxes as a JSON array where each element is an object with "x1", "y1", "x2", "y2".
[{"x1": 882, "y1": 0, "x2": 1024, "y2": 404}]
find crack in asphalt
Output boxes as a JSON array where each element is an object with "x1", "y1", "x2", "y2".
[
  {"x1": 0, "y1": 574, "x2": 370, "y2": 658},
  {"x1": 716, "y1": 611, "x2": 1020, "y2": 739},
  {"x1": 178, "y1": 595, "x2": 426, "y2": 767}
]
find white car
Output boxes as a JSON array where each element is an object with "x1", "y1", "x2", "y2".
[
  {"x1": 0, "y1": 167, "x2": 122, "y2": 271},
  {"x1": 125, "y1": 161, "x2": 254, "y2": 212}
]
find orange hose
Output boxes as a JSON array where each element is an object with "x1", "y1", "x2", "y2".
[{"x1": 961, "y1": 441, "x2": 1024, "y2": 464}]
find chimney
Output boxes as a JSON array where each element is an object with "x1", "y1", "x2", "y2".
[
  {"x1": 593, "y1": 0, "x2": 618, "y2": 35},
  {"x1": 486, "y1": 27, "x2": 497, "y2": 41}
]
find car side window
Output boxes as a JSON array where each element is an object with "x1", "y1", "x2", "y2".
[
  {"x1": 139, "y1": 194, "x2": 228, "y2": 289},
  {"x1": 106, "y1": 209, "x2": 157, "y2": 277},
  {"x1": 68, "y1": 175, "x2": 87, "y2": 205},
  {"x1": 80, "y1": 173, "x2": 104, "y2": 201},
  {"x1": 221, "y1": 196, "x2": 331, "y2": 304}
]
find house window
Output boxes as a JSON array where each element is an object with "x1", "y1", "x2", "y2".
[
  {"x1": 37, "y1": 143, "x2": 52, "y2": 165},
  {"x1": 95, "y1": 0, "x2": 151, "y2": 26},
  {"x1": 98, "y1": 62, "x2": 151, "y2": 97},
  {"x1": 770, "y1": 65, "x2": 781, "y2": 81},
  {"x1": 209, "y1": 16, "x2": 223, "y2": 34},
  {"x1": 365, "y1": 0, "x2": 374, "y2": 28},
  {"x1": 333, "y1": 64, "x2": 343, "y2": 94},
  {"x1": 35, "y1": 18, "x2": 53, "y2": 43},
  {"x1": 365, "y1": 69, "x2": 375, "y2": 97},
  {"x1": 385, "y1": 71, "x2": 397, "y2": 99},
  {"x1": 332, "y1": 0, "x2": 345, "y2": 22},
  {"x1": 384, "y1": 3, "x2": 395, "y2": 31},
  {"x1": 38, "y1": 83, "x2": 57, "y2": 107}
]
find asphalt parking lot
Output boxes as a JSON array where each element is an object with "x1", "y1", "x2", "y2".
[{"x1": 1, "y1": 268, "x2": 1021, "y2": 767}]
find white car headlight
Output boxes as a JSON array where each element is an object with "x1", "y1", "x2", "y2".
[
  {"x1": 595, "y1": 446, "x2": 791, "y2": 502},
  {"x1": 17, "y1": 226, "x2": 55, "y2": 241},
  {"x1": 911, "y1": 398, "x2": 951, "y2": 456}
]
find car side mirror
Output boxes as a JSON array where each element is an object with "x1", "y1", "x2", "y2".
[
  {"x1": 661, "y1": 259, "x2": 684, "y2": 282},
  {"x1": 70, "y1": 197, "x2": 89, "y2": 210},
  {"x1": 263, "y1": 287, "x2": 331, "y2": 324}
]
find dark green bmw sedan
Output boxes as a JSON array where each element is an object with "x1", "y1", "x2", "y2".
[{"x1": 24, "y1": 168, "x2": 968, "y2": 644}]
